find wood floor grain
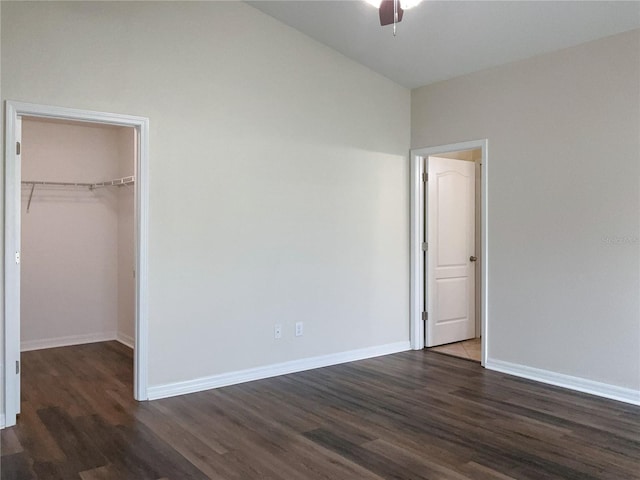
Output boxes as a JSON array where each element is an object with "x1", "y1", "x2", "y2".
[{"x1": 1, "y1": 341, "x2": 639, "y2": 479}]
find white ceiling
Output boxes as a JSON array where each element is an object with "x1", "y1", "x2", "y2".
[{"x1": 247, "y1": 1, "x2": 640, "y2": 89}]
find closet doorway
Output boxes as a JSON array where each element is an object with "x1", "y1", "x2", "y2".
[{"x1": 4, "y1": 102, "x2": 149, "y2": 428}]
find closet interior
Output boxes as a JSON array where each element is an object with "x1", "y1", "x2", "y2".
[{"x1": 20, "y1": 117, "x2": 136, "y2": 353}]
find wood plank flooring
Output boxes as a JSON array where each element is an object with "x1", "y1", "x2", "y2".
[{"x1": 2, "y1": 341, "x2": 639, "y2": 479}]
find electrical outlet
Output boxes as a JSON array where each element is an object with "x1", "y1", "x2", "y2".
[
  {"x1": 295, "y1": 321, "x2": 303, "y2": 337},
  {"x1": 274, "y1": 324, "x2": 282, "y2": 339}
]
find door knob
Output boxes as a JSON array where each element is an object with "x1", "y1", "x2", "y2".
[{"x1": 470, "y1": 256, "x2": 477, "y2": 262}]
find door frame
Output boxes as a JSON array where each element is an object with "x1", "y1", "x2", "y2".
[
  {"x1": 3, "y1": 101, "x2": 150, "y2": 427},
  {"x1": 410, "y1": 139, "x2": 488, "y2": 365}
]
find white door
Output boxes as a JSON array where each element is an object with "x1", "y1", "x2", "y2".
[{"x1": 425, "y1": 156, "x2": 476, "y2": 347}]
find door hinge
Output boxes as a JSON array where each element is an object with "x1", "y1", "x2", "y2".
[
  {"x1": 15, "y1": 251, "x2": 20, "y2": 264},
  {"x1": 16, "y1": 360, "x2": 20, "y2": 374},
  {"x1": 16, "y1": 142, "x2": 21, "y2": 155},
  {"x1": 422, "y1": 242, "x2": 428, "y2": 251},
  {"x1": 422, "y1": 311, "x2": 428, "y2": 321},
  {"x1": 422, "y1": 172, "x2": 428, "y2": 182}
]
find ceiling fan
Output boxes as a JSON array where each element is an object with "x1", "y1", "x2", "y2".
[{"x1": 365, "y1": 0, "x2": 422, "y2": 35}]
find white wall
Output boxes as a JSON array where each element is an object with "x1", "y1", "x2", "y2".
[
  {"x1": 1, "y1": 2, "x2": 411, "y2": 390},
  {"x1": 413, "y1": 30, "x2": 640, "y2": 390},
  {"x1": 20, "y1": 119, "x2": 134, "y2": 350}
]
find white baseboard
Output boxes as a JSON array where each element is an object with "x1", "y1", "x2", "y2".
[
  {"x1": 116, "y1": 332, "x2": 135, "y2": 349},
  {"x1": 21, "y1": 332, "x2": 117, "y2": 352},
  {"x1": 0, "y1": 414, "x2": 5, "y2": 429},
  {"x1": 148, "y1": 341, "x2": 411, "y2": 401},
  {"x1": 485, "y1": 358, "x2": 640, "y2": 406}
]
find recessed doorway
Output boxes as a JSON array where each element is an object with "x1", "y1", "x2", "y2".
[
  {"x1": 410, "y1": 140, "x2": 488, "y2": 365},
  {"x1": 3, "y1": 101, "x2": 150, "y2": 428}
]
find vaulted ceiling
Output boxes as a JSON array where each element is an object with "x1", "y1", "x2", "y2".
[{"x1": 247, "y1": 1, "x2": 640, "y2": 88}]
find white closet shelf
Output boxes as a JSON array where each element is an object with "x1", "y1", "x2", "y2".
[
  {"x1": 22, "y1": 175, "x2": 135, "y2": 190},
  {"x1": 22, "y1": 176, "x2": 135, "y2": 212},
  {"x1": 22, "y1": 180, "x2": 94, "y2": 187},
  {"x1": 89, "y1": 175, "x2": 136, "y2": 189}
]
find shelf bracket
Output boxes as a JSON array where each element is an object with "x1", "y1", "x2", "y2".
[{"x1": 26, "y1": 183, "x2": 36, "y2": 213}]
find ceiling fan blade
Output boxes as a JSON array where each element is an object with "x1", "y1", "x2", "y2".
[{"x1": 379, "y1": 0, "x2": 404, "y2": 26}]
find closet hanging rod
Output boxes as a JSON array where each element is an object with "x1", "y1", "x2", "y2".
[
  {"x1": 21, "y1": 180, "x2": 94, "y2": 188},
  {"x1": 21, "y1": 175, "x2": 135, "y2": 190},
  {"x1": 21, "y1": 176, "x2": 135, "y2": 213}
]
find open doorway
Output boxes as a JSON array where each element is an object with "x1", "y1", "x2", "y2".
[
  {"x1": 3, "y1": 102, "x2": 150, "y2": 428},
  {"x1": 410, "y1": 140, "x2": 488, "y2": 365},
  {"x1": 20, "y1": 117, "x2": 136, "y2": 351}
]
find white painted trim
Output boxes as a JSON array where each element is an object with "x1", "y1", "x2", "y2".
[
  {"x1": 21, "y1": 332, "x2": 118, "y2": 352},
  {"x1": 480, "y1": 142, "x2": 489, "y2": 366},
  {"x1": 409, "y1": 140, "x2": 489, "y2": 365},
  {"x1": 4, "y1": 102, "x2": 21, "y2": 427},
  {"x1": 133, "y1": 109, "x2": 150, "y2": 403},
  {"x1": 3, "y1": 101, "x2": 150, "y2": 428},
  {"x1": 485, "y1": 358, "x2": 640, "y2": 406},
  {"x1": 148, "y1": 341, "x2": 411, "y2": 400},
  {"x1": 410, "y1": 154, "x2": 424, "y2": 350},
  {"x1": 0, "y1": 414, "x2": 5, "y2": 429},
  {"x1": 116, "y1": 332, "x2": 135, "y2": 349}
]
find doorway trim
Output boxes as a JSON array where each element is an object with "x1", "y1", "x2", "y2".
[
  {"x1": 3, "y1": 101, "x2": 150, "y2": 427},
  {"x1": 410, "y1": 139, "x2": 488, "y2": 365}
]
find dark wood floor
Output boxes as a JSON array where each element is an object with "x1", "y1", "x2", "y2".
[{"x1": 1, "y1": 342, "x2": 639, "y2": 479}]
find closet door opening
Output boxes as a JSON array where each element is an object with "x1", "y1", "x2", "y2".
[
  {"x1": 22, "y1": 118, "x2": 136, "y2": 347},
  {"x1": 4, "y1": 102, "x2": 150, "y2": 428},
  {"x1": 21, "y1": 117, "x2": 136, "y2": 414}
]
